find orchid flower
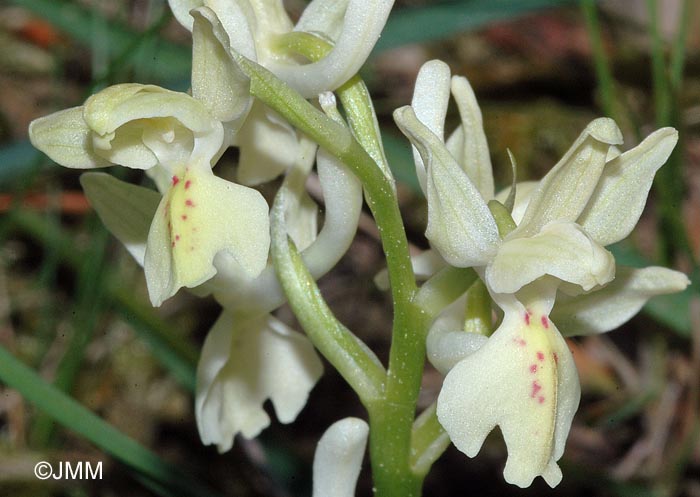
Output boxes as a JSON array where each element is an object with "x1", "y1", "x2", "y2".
[
  {"x1": 394, "y1": 60, "x2": 690, "y2": 488},
  {"x1": 169, "y1": 0, "x2": 393, "y2": 186},
  {"x1": 193, "y1": 141, "x2": 363, "y2": 451},
  {"x1": 169, "y1": 0, "x2": 394, "y2": 97},
  {"x1": 196, "y1": 310, "x2": 323, "y2": 452},
  {"x1": 74, "y1": 132, "x2": 363, "y2": 450},
  {"x1": 28, "y1": 84, "x2": 270, "y2": 307}
]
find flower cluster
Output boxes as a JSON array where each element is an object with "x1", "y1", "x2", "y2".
[
  {"x1": 27, "y1": 0, "x2": 691, "y2": 492},
  {"x1": 29, "y1": 0, "x2": 386, "y2": 454},
  {"x1": 395, "y1": 59, "x2": 690, "y2": 487}
]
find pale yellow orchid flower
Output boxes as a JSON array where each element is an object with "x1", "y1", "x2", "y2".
[
  {"x1": 29, "y1": 84, "x2": 270, "y2": 306},
  {"x1": 196, "y1": 310, "x2": 323, "y2": 452},
  {"x1": 394, "y1": 60, "x2": 690, "y2": 488}
]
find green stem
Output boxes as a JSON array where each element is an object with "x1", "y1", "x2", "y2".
[
  {"x1": 274, "y1": 32, "x2": 391, "y2": 178},
  {"x1": 270, "y1": 193, "x2": 385, "y2": 404},
  {"x1": 254, "y1": 37, "x2": 429, "y2": 495}
]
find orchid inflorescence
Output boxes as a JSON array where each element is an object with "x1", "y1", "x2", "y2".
[{"x1": 28, "y1": 0, "x2": 689, "y2": 495}]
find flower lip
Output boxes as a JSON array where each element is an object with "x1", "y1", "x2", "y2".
[
  {"x1": 487, "y1": 220, "x2": 616, "y2": 295},
  {"x1": 436, "y1": 304, "x2": 580, "y2": 488}
]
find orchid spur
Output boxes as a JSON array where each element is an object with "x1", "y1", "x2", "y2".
[{"x1": 394, "y1": 60, "x2": 690, "y2": 488}]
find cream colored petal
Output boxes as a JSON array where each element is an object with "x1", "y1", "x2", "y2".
[
  {"x1": 98, "y1": 120, "x2": 159, "y2": 169},
  {"x1": 445, "y1": 75, "x2": 494, "y2": 200},
  {"x1": 28, "y1": 107, "x2": 112, "y2": 169},
  {"x1": 394, "y1": 106, "x2": 500, "y2": 267},
  {"x1": 191, "y1": 7, "x2": 253, "y2": 124},
  {"x1": 551, "y1": 266, "x2": 690, "y2": 336},
  {"x1": 411, "y1": 59, "x2": 451, "y2": 193},
  {"x1": 206, "y1": 0, "x2": 257, "y2": 59},
  {"x1": 144, "y1": 164, "x2": 270, "y2": 306},
  {"x1": 513, "y1": 118, "x2": 623, "y2": 238},
  {"x1": 437, "y1": 308, "x2": 579, "y2": 488},
  {"x1": 487, "y1": 221, "x2": 615, "y2": 294},
  {"x1": 248, "y1": 0, "x2": 293, "y2": 40},
  {"x1": 312, "y1": 417, "x2": 368, "y2": 497},
  {"x1": 145, "y1": 164, "x2": 174, "y2": 194},
  {"x1": 83, "y1": 84, "x2": 215, "y2": 137},
  {"x1": 281, "y1": 137, "x2": 319, "y2": 251},
  {"x1": 297, "y1": 148, "x2": 362, "y2": 275},
  {"x1": 428, "y1": 329, "x2": 488, "y2": 375},
  {"x1": 296, "y1": 0, "x2": 348, "y2": 41},
  {"x1": 427, "y1": 295, "x2": 489, "y2": 374},
  {"x1": 547, "y1": 321, "x2": 580, "y2": 484},
  {"x1": 578, "y1": 128, "x2": 678, "y2": 246},
  {"x1": 210, "y1": 146, "x2": 361, "y2": 312},
  {"x1": 235, "y1": 102, "x2": 299, "y2": 185},
  {"x1": 196, "y1": 312, "x2": 323, "y2": 452},
  {"x1": 167, "y1": 0, "x2": 203, "y2": 30},
  {"x1": 374, "y1": 249, "x2": 446, "y2": 291},
  {"x1": 80, "y1": 173, "x2": 160, "y2": 266},
  {"x1": 264, "y1": 0, "x2": 394, "y2": 97}
]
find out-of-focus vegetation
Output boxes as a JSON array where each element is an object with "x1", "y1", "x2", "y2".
[{"x1": 0, "y1": 1, "x2": 698, "y2": 496}]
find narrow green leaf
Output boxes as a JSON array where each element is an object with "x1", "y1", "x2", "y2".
[
  {"x1": 0, "y1": 344, "x2": 219, "y2": 497},
  {"x1": 6, "y1": 209, "x2": 198, "y2": 390},
  {"x1": 270, "y1": 187, "x2": 386, "y2": 405}
]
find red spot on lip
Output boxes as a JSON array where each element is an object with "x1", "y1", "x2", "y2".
[
  {"x1": 172, "y1": 175, "x2": 180, "y2": 186},
  {"x1": 531, "y1": 380, "x2": 542, "y2": 398},
  {"x1": 541, "y1": 316, "x2": 549, "y2": 328},
  {"x1": 513, "y1": 337, "x2": 527, "y2": 347},
  {"x1": 537, "y1": 395, "x2": 545, "y2": 404},
  {"x1": 529, "y1": 364, "x2": 538, "y2": 373},
  {"x1": 536, "y1": 351, "x2": 545, "y2": 362},
  {"x1": 175, "y1": 235, "x2": 180, "y2": 241},
  {"x1": 181, "y1": 214, "x2": 187, "y2": 220},
  {"x1": 185, "y1": 180, "x2": 191, "y2": 189},
  {"x1": 524, "y1": 312, "x2": 531, "y2": 325},
  {"x1": 185, "y1": 199, "x2": 194, "y2": 207}
]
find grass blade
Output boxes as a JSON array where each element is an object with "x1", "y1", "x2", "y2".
[{"x1": 0, "y1": 344, "x2": 219, "y2": 497}]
